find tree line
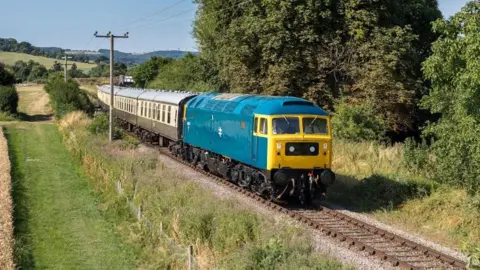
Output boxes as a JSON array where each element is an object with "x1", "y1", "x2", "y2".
[{"x1": 129, "y1": 0, "x2": 480, "y2": 194}]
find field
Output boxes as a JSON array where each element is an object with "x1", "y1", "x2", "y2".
[
  {"x1": 1, "y1": 85, "x2": 138, "y2": 269},
  {"x1": 0, "y1": 51, "x2": 95, "y2": 71}
]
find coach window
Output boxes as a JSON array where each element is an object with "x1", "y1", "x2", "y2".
[
  {"x1": 173, "y1": 108, "x2": 177, "y2": 125},
  {"x1": 162, "y1": 105, "x2": 166, "y2": 122},
  {"x1": 260, "y1": 118, "x2": 268, "y2": 135},
  {"x1": 157, "y1": 105, "x2": 161, "y2": 121},
  {"x1": 167, "y1": 106, "x2": 171, "y2": 124}
]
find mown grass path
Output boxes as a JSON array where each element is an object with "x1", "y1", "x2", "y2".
[
  {"x1": 6, "y1": 123, "x2": 136, "y2": 270},
  {"x1": 2, "y1": 85, "x2": 137, "y2": 269}
]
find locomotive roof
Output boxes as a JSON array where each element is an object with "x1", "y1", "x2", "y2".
[
  {"x1": 98, "y1": 85, "x2": 197, "y2": 105},
  {"x1": 187, "y1": 93, "x2": 330, "y2": 116}
]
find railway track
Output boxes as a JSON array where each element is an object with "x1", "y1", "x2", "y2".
[{"x1": 124, "y1": 129, "x2": 467, "y2": 270}]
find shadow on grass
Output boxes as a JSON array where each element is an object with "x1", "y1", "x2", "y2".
[
  {"x1": 5, "y1": 127, "x2": 36, "y2": 268},
  {"x1": 18, "y1": 112, "x2": 52, "y2": 122},
  {"x1": 325, "y1": 173, "x2": 435, "y2": 213}
]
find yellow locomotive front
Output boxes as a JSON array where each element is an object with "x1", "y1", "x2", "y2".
[{"x1": 259, "y1": 114, "x2": 335, "y2": 204}]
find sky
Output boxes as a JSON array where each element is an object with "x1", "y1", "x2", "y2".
[{"x1": 0, "y1": 0, "x2": 472, "y2": 53}]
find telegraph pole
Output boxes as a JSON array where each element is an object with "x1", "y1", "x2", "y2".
[
  {"x1": 62, "y1": 56, "x2": 73, "y2": 82},
  {"x1": 94, "y1": 31, "x2": 129, "y2": 142}
]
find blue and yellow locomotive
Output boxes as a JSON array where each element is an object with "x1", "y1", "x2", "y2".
[
  {"x1": 97, "y1": 86, "x2": 335, "y2": 205},
  {"x1": 173, "y1": 93, "x2": 335, "y2": 205}
]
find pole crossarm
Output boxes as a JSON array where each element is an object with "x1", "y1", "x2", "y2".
[{"x1": 94, "y1": 31, "x2": 129, "y2": 142}]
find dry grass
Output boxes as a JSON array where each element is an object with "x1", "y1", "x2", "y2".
[
  {"x1": 330, "y1": 139, "x2": 480, "y2": 250},
  {"x1": 0, "y1": 128, "x2": 14, "y2": 270},
  {"x1": 333, "y1": 140, "x2": 406, "y2": 178},
  {"x1": 59, "y1": 112, "x2": 352, "y2": 270}
]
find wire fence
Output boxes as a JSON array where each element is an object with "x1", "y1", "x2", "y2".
[{"x1": 116, "y1": 180, "x2": 200, "y2": 269}]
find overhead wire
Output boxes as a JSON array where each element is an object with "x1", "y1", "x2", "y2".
[
  {"x1": 120, "y1": 0, "x2": 189, "y2": 31},
  {"x1": 129, "y1": 0, "x2": 254, "y2": 31}
]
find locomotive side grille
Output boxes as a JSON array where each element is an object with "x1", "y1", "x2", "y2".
[{"x1": 285, "y1": 142, "x2": 319, "y2": 156}]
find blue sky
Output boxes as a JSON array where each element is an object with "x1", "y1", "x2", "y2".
[{"x1": 0, "y1": 0, "x2": 471, "y2": 53}]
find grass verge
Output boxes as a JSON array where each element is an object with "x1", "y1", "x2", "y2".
[
  {"x1": 0, "y1": 112, "x2": 16, "y2": 122},
  {"x1": 60, "y1": 111, "x2": 353, "y2": 270},
  {"x1": 5, "y1": 122, "x2": 137, "y2": 269},
  {"x1": 0, "y1": 127, "x2": 14, "y2": 270},
  {"x1": 328, "y1": 140, "x2": 480, "y2": 250}
]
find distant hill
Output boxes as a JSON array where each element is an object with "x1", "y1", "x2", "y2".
[
  {"x1": 2, "y1": 37, "x2": 198, "y2": 65},
  {"x1": 0, "y1": 51, "x2": 96, "y2": 71},
  {"x1": 46, "y1": 48, "x2": 197, "y2": 64},
  {"x1": 78, "y1": 49, "x2": 197, "y2": 64}
]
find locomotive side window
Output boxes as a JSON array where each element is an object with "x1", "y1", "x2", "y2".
[
  {"x1": 254, "y1": 117, "x2": 259, "y2": 133},
  {"x1": 260, "y1": 118, "x2": 268, "y2": 135}
]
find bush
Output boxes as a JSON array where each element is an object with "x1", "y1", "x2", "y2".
[
  {"x1": 45, "y1": 74, "x2": 93, "y2": 118},
  {"x1": 402, "y1": 138, "x2": 431, "y2": 176},
  {"x1": 423, "y1": 117, "x2": 480, "y2": 194},
  {"x1": 87, "y1": 113, "x2": 123, "y2": 139},
  {"x1": 332, "y1": 100, "x2": 386, "y2": 142},
  {"x1": 0, "y1": 85, "x2": 18, "y2": 115}
]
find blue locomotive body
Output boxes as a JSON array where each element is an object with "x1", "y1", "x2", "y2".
[
  {"x1": 183, "y1": 93, "x2": 268, "y2": 169},
  {"x1": 182, "y1": 93, "x2": 330, "y2": 173}
]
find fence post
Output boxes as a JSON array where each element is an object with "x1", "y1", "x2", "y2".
[
  {"x1": 187, "y1": 244, "x2": 193, "y2": 270},
  {"x1": 137, "y1": 204, "x2": 141, "y2": 220}
]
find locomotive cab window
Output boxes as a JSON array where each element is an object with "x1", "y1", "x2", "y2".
[
  {"x1": 303, "y1": 117, "x2": 328, "y2": 135},
  {"x1": 259, "y1": 118, "x2": 268, "y2": 135},
  {"x1": 254, "y1": 117, "x2": 259, "y2": 133},
  {"x1": 272, "y1": 117, "x2": 300, "y2": 135}
]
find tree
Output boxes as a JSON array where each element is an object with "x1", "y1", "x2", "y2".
[
  {"x1": 0, "y1": 62, "x2": 15, "y2": 86},
  {"x1": 95, "y1": 55, "x2": 109, "y2": 64},
  {"x1": 132, "y1": 56, "x2": 173, "y2": 88},
  {"x1": 52, "y1": 61, "x2": 63, "y2": 72},
  {"x1": 421, "y1": 1, "x2": 480, "y2": 193},
  {"x1": 193, "y1": 0, "x2": 441, "y2": 135},
  {"x1": 44, "y1": 73, "x2": 93, "y2": 117},
  {"x1": 0, "y1": 85, "x2": 19, "y2": 115}
]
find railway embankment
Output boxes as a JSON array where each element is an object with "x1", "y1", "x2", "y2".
[
  {"x1": 0, "y1": 127, "x2": 14, "y2": 270},
  {"x1": 327, "y1": 140, "x2": 479, "y2": 264},
  {"x1": 59, "y1": 111, "x2": 360, "y2": 269}
]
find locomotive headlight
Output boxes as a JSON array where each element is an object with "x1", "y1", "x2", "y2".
[
  {"x1": 289, "y1": 146, "x2": 295, "y2": 152},
  {"x1": 323, "y1": 143, "x2": 328, "y2": 150},
  {"x1": 310, "y1": 146, "x2": 316, "y2": 153},
  {"x1": 276, "y1": 142, "x2": 282, "y2": 150}
]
